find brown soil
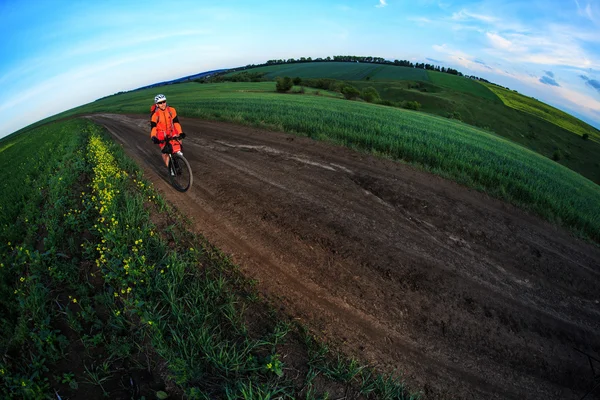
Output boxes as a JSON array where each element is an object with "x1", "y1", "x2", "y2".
[{"x1": 88, "y1": 113, "x2": 600, "y2": 400}]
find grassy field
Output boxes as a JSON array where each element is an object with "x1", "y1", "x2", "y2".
[
  {"x1": 0, "y1": 119, "x2": 416, "y2": 399},
  {"x1": 16, "y1": 81, "x2": 600, "y2": 244},
  {"x1": 483, "y1": 83, "x2": 600, "y2": 140},
  {"x1": 351, "y1": 80, "x2": 600, "y2": 184}
]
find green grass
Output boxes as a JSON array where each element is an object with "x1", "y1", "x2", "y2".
[
  {"x1": 483, "y1": 83, "x2": 600, "y2": 140},
  {"x1": 14, "y1": 81, "x2": 600, "y2": 243},
  {"x1": 0, "y1": 119, "x2": 418, "y2": 399}
]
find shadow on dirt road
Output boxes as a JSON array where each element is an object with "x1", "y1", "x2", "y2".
[{"x1": 89, "y1": 114, "x2": 600, "y2": 400}]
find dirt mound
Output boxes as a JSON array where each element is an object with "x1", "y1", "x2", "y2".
[{"x1": 89, "y1": 114, "x2": 600, "y2": 400}]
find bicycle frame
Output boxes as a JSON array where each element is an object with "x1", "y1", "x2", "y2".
[{"x1": 158, "y1": 135, "x2": 193, "y2": 192}]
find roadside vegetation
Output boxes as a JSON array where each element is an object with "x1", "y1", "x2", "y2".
[{"x1": 0, "y1": 119, "x2": 418, "y2": 399}]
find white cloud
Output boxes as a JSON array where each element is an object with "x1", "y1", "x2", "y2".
[
  {"x1": 575, "y1": 0, "x2": 598, "y2": 23},
  {"x1": 483, "y1": 28, "x2": 599, "y2": 70},
  {"x1": 408, "y1": 16, "x2": 433, "y2": 24},
  {"x1": 376, "y1": 0, "x2": 388, "y2": 8},
  {"x1": 440, "y1": 3, "x2": 598, "y2": 71},
  {"x1": 433, "y1": 44, "x2": 475, "y2": 63},
  {"x1": 450, "y1": 9, "x2": 497, "y2": 23},
  {"x1": 486, "y1": 32, "x2": 513, "y2": 50}
]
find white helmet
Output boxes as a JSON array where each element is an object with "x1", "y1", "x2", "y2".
[{"x1": 154, "y1": 94, "x2": 167, "y2": 104}]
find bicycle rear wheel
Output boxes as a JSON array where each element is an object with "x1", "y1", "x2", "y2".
[{"x1": 169, "y1": 153, "x2": 193, "y2": 192}]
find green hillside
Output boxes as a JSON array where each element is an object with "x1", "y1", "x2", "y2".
[
  {"x1": 222, "y1": 62, "x2": 600, "y2": 184},
  {"x1": 426, "y1": 70, "x2": 499, "y2": 101},
  {"x1": 228, "y1": 62, "x2": 430, "y2": 81},
  {"x1": 19, "y1": 81, "x2": 600, "y2": 243},
  {"x1": 483, "y1": 83, "x2": 600, "y2": 140}
]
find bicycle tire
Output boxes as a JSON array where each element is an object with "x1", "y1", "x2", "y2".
[{"x1": 169, "y1": 153, "x2": 193, "y2": 192}]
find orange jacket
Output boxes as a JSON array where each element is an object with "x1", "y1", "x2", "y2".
[{"x1": 150, "y1": 106, "x2": 183, "y2": 140}]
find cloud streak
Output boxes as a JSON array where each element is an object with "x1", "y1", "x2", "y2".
[
  {"x1": 575, "y1": 0, "x2": 598, "y2": 23},
  {"x1": 430, "y1": 3, "x2": 600, "y2": 71},
  {"x1": 450, "y1": 9, "x2": 496, "y2": 23},
  {"x1": 540, "y1": 75, "x2": 560, "y2": 86},
  {"x1": 540, "y1": 70, "x2": 559, "y2": 86},
  {"x1": 376, "y1": 0, "x2": 388, "y2": 8},
  {"x1": 581, "y1": 75, "x2": 600, "y2": 94}
]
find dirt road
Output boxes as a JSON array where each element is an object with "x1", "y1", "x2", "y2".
[{"x1": 89, "y1": 114, "x2": 600, "y2": 400}]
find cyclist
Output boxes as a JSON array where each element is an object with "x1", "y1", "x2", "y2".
[{"x1": 150, "y1": 94, "x2": 185, "y2": 170}]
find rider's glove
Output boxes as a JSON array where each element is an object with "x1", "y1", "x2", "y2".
[
  {"x1": 179, "y1": 132, "x2": 186, "y2": 139},
  {"x1": 151, "y1": 136, "x2": 160, "y2": 144}
]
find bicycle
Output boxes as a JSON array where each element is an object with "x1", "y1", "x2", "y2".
[{"x1": 158, "y1": 135, "x2": 193, "y2": 192}]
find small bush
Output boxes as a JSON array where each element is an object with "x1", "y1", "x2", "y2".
[
  {"x1": 341, "y1": 84, "x2": 360, "y2": 100},
  {"x1": 582, "y1": 133, "x2": 589, "y2": 140},
  {"x1": 276, "y1": 76, "x2": 293, "y2": 92},
  {"x1": 402, "y1": 101, "x2": 422, "y2": 111},
  {"x1": 302, "y1": 78, "x2": 339, "y2": 91},
  {"x1": 552, "y1": 149, "x2": 563, "y2": 161},
  {"x1": 361, "y1": 87, "x2": 381, "y2": 103},
  {"x1": 293, "y1": 77, "x2": 302, "y2": 85},
  {"x1": 446, "y1": 111, "x2": 462, "y2": 121}
]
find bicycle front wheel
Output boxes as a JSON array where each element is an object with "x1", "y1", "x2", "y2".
[{"x1": 169, "y1": 153, "x2": 193, "y2": 192}]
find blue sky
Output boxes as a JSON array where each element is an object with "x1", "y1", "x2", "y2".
[{"x1": 1, "y1": 0, "x2": 600, "y2": 137}]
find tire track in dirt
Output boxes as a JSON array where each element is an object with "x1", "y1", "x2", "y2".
[{"x1": 88, "y1": 114, "x2": 600, "y2": 400}]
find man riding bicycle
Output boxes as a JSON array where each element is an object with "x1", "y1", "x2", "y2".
[{"x1": 150, "y1": 94, "x2": 186, "y2": 170}]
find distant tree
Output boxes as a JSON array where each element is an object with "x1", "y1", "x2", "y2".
[
  {"x1": 276, "y1": 76, "x2": 293, "y2": 92},
  {"x1": 361, "y1": 87, "x2": 381, "y2": 103},
  {"x1": 341, "y1": 84, "x2": 360, "y2": 100},
  {"x1": 582, "y1": 133, "x2": 590, "y2": 140},
  {"x1": 293, "y1": 76, "x2": 302, "y2": 85}
]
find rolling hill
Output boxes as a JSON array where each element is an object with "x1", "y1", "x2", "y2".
[{"x1": 222, "y1": 61, "x2": 600, "y2": 184}]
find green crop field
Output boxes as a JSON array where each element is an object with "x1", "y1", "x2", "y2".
[
  {"x1": 483, "y1": 83, "x2": 600, "y2": 140},
  {"x1": 21, "y1": 81, "x2": 600, "y2": 244},
  {"x1": 231, "y1": 62, "x2": 431, "y2": 81},
  {"x1": 426, "y1": 70, "x2": 499, "y2": 101},
  {"x1": 0, "y1": 119, "x2": 415, "y2": 399}
]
